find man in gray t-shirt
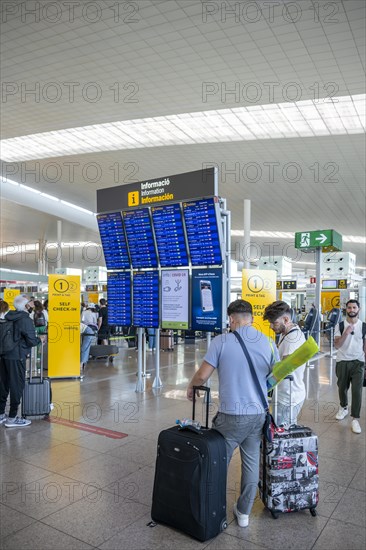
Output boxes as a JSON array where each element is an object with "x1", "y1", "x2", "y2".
[{"x1": 187, "y1": 300, "x2": 278, "y2": 528}]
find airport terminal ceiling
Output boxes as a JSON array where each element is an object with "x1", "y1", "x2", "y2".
[{"x1": 0, "y1": 0, "x2": 365, "y2": 273}]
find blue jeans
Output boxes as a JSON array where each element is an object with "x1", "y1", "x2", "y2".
[
  {"x1": 81, "y1": 327, "x2": 95, "y2": 364},
  {"x1": 147, "y1": 329, "x2": 156, "y2": 350}
]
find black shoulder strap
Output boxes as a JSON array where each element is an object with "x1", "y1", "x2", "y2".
[
  {"x1": 233, "y1": 330, "x2": 268, "y2": 412},
  {"x1": 278, "y1": 326, "x2": 299, "y2": 346},
  {"x1": 339, "y1": 321, "x2": 366, "y2": 338}
]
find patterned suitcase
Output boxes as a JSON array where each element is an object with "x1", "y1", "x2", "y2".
[{"x1": 259, "y1": 425, "x2": 318, "y2": 519}]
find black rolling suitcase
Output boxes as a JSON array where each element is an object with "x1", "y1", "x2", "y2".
[
  {"x1": 22, "y1": 343, "x2": 52, "y2": 417},
  {"x1": 259, "y1": 377, "x2": 319, "y2": 518},
  {"x1": 151, "y1": 386, "x2": 227, "y2": 541},
  {"x1": 89, "y1": 344, "x2": 119, "y2": 362}
]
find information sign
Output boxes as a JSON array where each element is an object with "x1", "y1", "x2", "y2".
[
  {"x1": 152, "y1": 204, "x2": 188, "y2": 267},
  {"x1": 283, "y1": 280, "x2": 297, "y2": 290},
  {"x1": 107, "y1": 272, "x2": 132, "y2": 325},
  {"x1": 133, "y1": 271, "x2": 159, "y2": 327},
  {"x1": 3, "y1": 288, "x2": 20, "y2": 310},
  {"x1": 97, "y1": 212, "x2": 129, "y2": 269},
  {"x1": 161, "y1": 269, "x2": 189, "y2": 329},
  {"x1": 123, "y1": 209, "x2": 158, "y2": 268},
  {"x1": 242, "y1": 269, "x2": 276, "y2": 336},
  {"x1": 191, "y1": 268, "x2": 223, "y2": 332},
  {"x1": 183, "y1": 198, "x2": 222, "y2": 266},
  {"x1": 48, "y1": 275, "x2": 80, "y2": 377}
]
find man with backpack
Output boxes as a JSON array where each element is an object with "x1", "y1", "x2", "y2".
[
  {"x1": 334, "y1": 299, "x2": 366, "y2": 434},
  {"x1": 0, "y1": 295, "x2": 40, "y2": 427}
]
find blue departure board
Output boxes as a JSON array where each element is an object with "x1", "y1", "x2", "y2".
[
  {"x1": 133, "y1": 271, "x2": 159, "y2": 328},
  {"x1": 97, "y1": 212, "x2": 130, "y2": 270},
  {"x1": 183, "y1": 198, "x2": 222, "y2": 266},
  {"x1": 107, "y1": 271, "x2": 132, "y2": 325},
  {"x1": 152, "y1": 204, "x2": 188, "y2": 267},
  {"x1": 123, "y1": 209, "x2": 158, "y2": 268}
]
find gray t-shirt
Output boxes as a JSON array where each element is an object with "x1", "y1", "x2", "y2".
[{"x1": 204, "y1": 326, "x2": 279, "y2": 415}]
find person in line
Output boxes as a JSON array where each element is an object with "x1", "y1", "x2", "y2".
[
  {"x1": 334, "y1": 299, "x2": 366, "y2": 434},
  {"x1": 263, "y1": 301, "x2": 306, "y2": 425},
  {"x1": 31, "y1": 300, "x2": 48, "y2": 336},
  {"x1": 186, "y1": 299, "x2": 278, "y2": 528},
  {"x1": 97, "y1": 298, "x2": 109, "y2": 345},
  {"x1": 0, "y1": 301, "x2": 9, "y2": 319},
  {"x1": 147, "y1": 328, "x2": 156, "y2": 351},
  {"x1": 82, "y1": 303, "x2": 99, "y2": 332},
  {"x1": 80, "y1": 322, "x2": 95, "y2": 380},
  {"x1": 0, "y1": 295, "x2": 40, "y2": 427}
]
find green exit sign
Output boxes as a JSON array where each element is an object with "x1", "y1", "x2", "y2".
[{"x1": 295, "y1": 229, "x2": 342, "y2": 252}]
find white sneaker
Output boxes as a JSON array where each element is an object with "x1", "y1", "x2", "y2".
[
  {"x1": 4, "y1": 416, "x2": 31, "y2": 428},
  {"x1": 233, "y1": 504, "x2": 249, "y2": 527},
  {"x1": 351, "y1": 419, "x2": 361, "y2": 434},
  {"x1": 335, "y1": 407, "x2": 348, "y2": 420},
  {"x1": 0, "y1": 413, "x2": 7, "y2": 424}
]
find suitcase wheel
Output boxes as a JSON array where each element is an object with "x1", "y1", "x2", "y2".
[
  {"x1": 220, "y1": 519, "x2": 228, "y2": 531},
  {"x1": 310, "y1": 508, "x2": 317, "y2": 517},
  {"x1": 271, "y1": 511, "x2": 279, "y2": 519}
]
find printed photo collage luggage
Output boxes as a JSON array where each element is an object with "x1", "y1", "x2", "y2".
[{"x1": 260, "y1": 426, "x2": 319, "y2": 515}]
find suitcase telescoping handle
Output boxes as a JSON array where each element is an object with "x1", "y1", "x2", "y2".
[
  {"x1": 273, "y1": 374, "x2": 294, "y2": 425},
  {"x1": 192, "y1": 385, "x2": 210, "y2": 429},
  {"x1": 29, "y1": 342, "x2": 43, "y2": 384}
]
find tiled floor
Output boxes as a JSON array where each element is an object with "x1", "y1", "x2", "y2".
[{"x1": 1, "y1": 337, "x2": 365, "y2": 550}]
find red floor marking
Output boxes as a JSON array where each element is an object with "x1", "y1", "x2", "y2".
[{"x1": 44, "y1": 416, "x2": 128, "y2": 439}]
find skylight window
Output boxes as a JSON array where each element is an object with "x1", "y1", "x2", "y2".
[{"x1": 1, "y1": 94, "x2": 364, "y2": 161}]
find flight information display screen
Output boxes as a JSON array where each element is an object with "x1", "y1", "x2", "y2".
[
  {"x1": 133, "y1": 271, "x2": 159, "y2": 328},
  {"x1": 123, "y1": 209, "x2": 158, "y2": 268},
  {"x1": 97, "y1": 212, "x2": 130, "y2": 270},
  {"x1": 152, "y1": 204, "x2": 188, "y2": 267},
  {"x1": 183, "y1": 198, "x2": 222, "y2": 266},
  {"x1": 107, "y1": 271, "x2": 132, "y2": 325}
]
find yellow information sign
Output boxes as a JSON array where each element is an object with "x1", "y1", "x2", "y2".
[
  {"x1": 88, "y1": 293, "x2": 99, "y2": 305},
  {"x1": 4, "y1": 288, "x2": 20, "y2": 310},
  {"x1": 48, "y1": 275, "x2": 81, "y2": 378},
  {"x1": 242, "y1": 269, "x2": 277, "y2": 337},
  {"x1": 321, "y1": 291, "x2": 340, "y2": 314}
]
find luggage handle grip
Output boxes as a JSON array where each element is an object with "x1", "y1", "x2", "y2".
[
  {"x1": 192, "y1": 385, "x2": 210, "y2": 429},
  {"x1": 178, "y1": 424, "x2": 201, "y2": 434}
]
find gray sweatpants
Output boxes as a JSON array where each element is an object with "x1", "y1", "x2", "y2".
[{"x1": 212, "y1": 412, "x2": 265, "y2": 515}]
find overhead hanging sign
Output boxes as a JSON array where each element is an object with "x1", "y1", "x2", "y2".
[
  {"x1": 48, "y1": 275, "x2": 80, "y2": 378},
  {"x1": 295, "y1": 229, "x2": 342, "y2": 252},
  {"x1": 97, "y1": 167, "x2": 217, "y2": 212}
]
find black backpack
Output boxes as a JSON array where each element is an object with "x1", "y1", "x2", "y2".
[
  {"x1": 0, "y1": 318, "x2": 20, "y2": 355},
  {"x1": 34, "y1": 311, "x2": 46, "y2": 327},
  {"x1": 339, "y1": 321, "x2": 366, "y2": 339}
]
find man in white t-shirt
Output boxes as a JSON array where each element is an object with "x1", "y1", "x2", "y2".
[
  {"x1": 334, "y1": 299, "x2": 366, "y2": 434},
  {"x1": 263, "y1": 301, "x2": 306, "y2": 425}
]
